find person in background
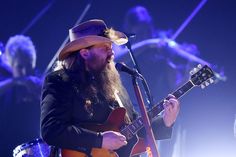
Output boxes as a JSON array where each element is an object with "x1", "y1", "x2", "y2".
[
  {"x1": 40, "y1": 19, "x2": 180, "y2": 157},
  {"x1": 0, "y1": 35, "x2": 42, "y2": 157},
  {"x1": 119, "y1": 5, "x2": 198, "y2": 100}
]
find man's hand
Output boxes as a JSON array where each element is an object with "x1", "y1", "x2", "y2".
[
  {"x1": 163, "y1": 94, "x2": 180, "y2": 127},
  {"x1": 101, "y1": 131, "x2": 127, "y2": 150}
]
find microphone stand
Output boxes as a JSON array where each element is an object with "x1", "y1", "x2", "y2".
[
  {"x1": 125, "y1": 40, "x2": 159, "y2": 156},
  {"x1": 44, "y1": 1, "x2": 92, "y2": 75},
  {"x1": 132, "y1": 75, "x2": 159, "y2": 157},
  {"x1": 125, "y1": 40, "x2": 154, "y2": 108}
]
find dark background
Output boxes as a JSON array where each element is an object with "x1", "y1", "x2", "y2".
[{"x1": 1, "y1": 0, "x2": 235, "y2": 156}]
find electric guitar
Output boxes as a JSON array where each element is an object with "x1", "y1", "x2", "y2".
[{"x1": 62, "y1": 64, "x2": 215, "y2": 157}]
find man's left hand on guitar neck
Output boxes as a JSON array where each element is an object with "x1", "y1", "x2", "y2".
[{"x1": 163, "y1": 94, "x2": 180, "y2": 127}]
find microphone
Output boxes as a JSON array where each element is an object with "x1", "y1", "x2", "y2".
[
  {"x1": 115, "y1": 62, "x2": 143, "y2": 79},
  {"x1": 124, "y1": 32, "x2": 136, "y2": 38}
]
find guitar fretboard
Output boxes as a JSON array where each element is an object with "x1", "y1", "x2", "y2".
[
  {"x1": 121, "y1": 80, "x2": 195, "y2": 140},
  {"x1": 149, "y1": 80, "x2": 194, "y2": 120}
]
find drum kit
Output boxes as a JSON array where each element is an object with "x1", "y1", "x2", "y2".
[{"x1": 13, "y1": 138, "x2": 60, "y2": 157}]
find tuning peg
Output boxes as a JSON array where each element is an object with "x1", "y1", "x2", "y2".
[
  {"x1": 190, "y1": 70, "x2": 194, "y2": 75},
  {"x1": 209, "y1": 78, "x2": 214, "y2": 84},
  {"x1": 205, "y1": 81, "x2": 210, "y2": 86},
  {"x1": 193, "y1": 68, "x2": 198, "y2": 73},
  {"x1": 197, "y1": 64, "x2": 202, "y2": 69},
  {"x1": 201, "y1": 84, "x2": 205, "y2": 89}
]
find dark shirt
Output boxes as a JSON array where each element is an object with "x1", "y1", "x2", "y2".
[
  {"x1": 0, "y1": 76, "x2": 41, "y2": 157},
  {"x1": 40, "y1": 69, "x2": 172, "y2": 156},
  {"x1": 0, "y1": 61, "x2": 12, "y2": 81}
]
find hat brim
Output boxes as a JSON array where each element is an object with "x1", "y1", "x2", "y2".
[
  {"x1": 59, "y1": 28, "x2": 128, "y2": 60},
  {"x1": 59, "y1": 36, "x2": 112, "y2": 60}
]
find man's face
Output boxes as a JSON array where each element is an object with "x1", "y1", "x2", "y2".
[
  {"x1": 12, "y1": 57, "x2": 33, "y2": 78},
  {"x1": 85, "y1": 42, "x2": 114, "y2": 72}
]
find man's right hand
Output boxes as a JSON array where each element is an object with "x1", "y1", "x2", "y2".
[{"x1": 101, "y1": 131, "x2": 127, "y2": 150}]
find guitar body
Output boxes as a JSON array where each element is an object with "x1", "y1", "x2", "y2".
[
  {"x1": 62, "y1": 148, "x2": 118, "y2": 157},
  {"x1": 131, "y1": 138, "x2": 147, "y2": 156},
  {"x1": 62, "y1": 138, "x2": 139, "y2": 157},
  {"x1": 61, "y1": 108, "x2": 139, "y2": 157}
]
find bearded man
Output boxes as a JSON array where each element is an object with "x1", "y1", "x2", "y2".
[{"x1": 40, "y1": 19, "x2": 180, "y2": 157}]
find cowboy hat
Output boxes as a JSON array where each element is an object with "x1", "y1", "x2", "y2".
[{"x1": 59, "y1": 19, "x2": 128, "y2": 60}]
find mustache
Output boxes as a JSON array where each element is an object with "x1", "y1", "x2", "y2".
[{"x1": 106, "y1": 54, "x2": 114, "y2": 63}]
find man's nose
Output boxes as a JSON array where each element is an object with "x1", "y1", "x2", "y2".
[{"x1": 107, "y1": 49, "x2": 114, "y2": 56}]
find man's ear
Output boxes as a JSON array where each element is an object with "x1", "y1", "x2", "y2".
[{"x1": 80, "y1": 49, "x2": 90, "y2": 60}]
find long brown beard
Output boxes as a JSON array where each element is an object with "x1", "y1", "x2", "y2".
[
  {"x1": 96, "y1": 61, "x2": 134, "y2": 123},
  {"x1": 78, "y1": 59, "x2": 134, "y2": 121},
  {"x1": 94, "y1": 61, "x2": 124, "y2": 101},
  {"x1": 63, "y1": 53, "x2": 126, "y2": 102}
]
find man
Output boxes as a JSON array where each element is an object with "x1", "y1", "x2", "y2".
[
  {"x1": 0, "y1": 35, "x2": 42, "y2": 156},
  {"x1": 40, "y1": 19, "x2": 180, "y2": 157}
]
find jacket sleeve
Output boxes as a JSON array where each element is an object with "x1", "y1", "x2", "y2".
[{"x1": 40, "y1": 72, "x2": 103, "y2": 152}]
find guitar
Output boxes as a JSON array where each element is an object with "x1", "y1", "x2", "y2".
[{"x1": 62, "y1": 64, "x2": 215, "y2": 157}]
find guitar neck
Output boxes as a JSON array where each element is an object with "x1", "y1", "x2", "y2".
[
  {"x1": 149, "y1": 80, "x2": 195, "y2": 119},
  {"x1": 121, "y1": 80, "x2": 195, "y2": 140}
]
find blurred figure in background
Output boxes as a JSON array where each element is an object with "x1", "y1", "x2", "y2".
[
  {"x1": 0, "y1": 35, "x2": 42, "y2": 156},
  {"x1": 116, "y1": 5, "x2": 199, "y2": 102},
  {"x1": 123, "y1": 5, "x2": 172, "y2": 43},
  {"x1": 115, "y1": 5, "x2": 199, "y2": 157},
  {"x1": 0, "y1": 42, "x2": 12, "y2": 81}
]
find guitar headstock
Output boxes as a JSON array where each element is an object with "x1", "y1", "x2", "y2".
[{"x1": 190, "y1": 64, "x2": 215, "y2": 88}]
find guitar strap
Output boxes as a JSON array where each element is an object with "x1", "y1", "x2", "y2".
[
  {"x1": 114, "y1": 89, "x2": 131, "y2": 124},
  {"x1": 114, "y1": 89, "x2": 124, "y2": 108}
]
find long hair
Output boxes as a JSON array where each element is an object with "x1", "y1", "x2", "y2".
[{"x1": 54, "y1": 51, "x2": 132, "y2": 109}]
